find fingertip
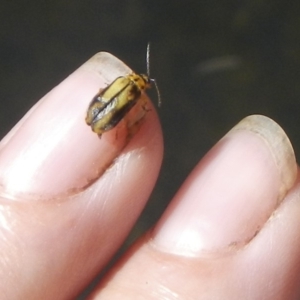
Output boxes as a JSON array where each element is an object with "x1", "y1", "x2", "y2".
[
  {"x1": 152, "y1": 115, "x2": 296, "y2": 256},
  {"x1": 0, "y1": 51, "x2": 162, "y2": 200}
]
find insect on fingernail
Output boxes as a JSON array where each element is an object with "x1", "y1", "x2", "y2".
[{"x1": 85, "y1": 43, "x2": 161, "y2": 137}]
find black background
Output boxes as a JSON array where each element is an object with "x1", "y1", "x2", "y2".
[{"x1": 1, "y1": 1, "x2": 300, "y2": 297}]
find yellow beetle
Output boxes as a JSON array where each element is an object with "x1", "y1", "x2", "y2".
[{"x1": 86, "y1": 44, "x2": 160, "y2": 136}]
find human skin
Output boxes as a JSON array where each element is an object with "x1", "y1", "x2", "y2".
[{"x1": 0, "y1": 53, "x2": 300, "y2": 300}]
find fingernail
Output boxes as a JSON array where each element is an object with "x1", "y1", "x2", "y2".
[
  {"x1": 0, "y1": 52, "x2": 142, "y2": 200},
  {"x1": 152, "y1": 115, "x2": 297, "y2": 256}
]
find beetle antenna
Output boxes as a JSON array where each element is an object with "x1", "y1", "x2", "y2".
[
  {"x1": 147, "y1": 42, "x2": 161, "y2": 106},
  {"x1": 151, "y1": 78, "x2": 162, "y2": 107},
  {"x1": 146, "y1": 42, "x2": 151, "y2": 77}
]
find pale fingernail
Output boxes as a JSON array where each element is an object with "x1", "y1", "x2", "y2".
[
  {"x1": 0, "y1": 52, "x2": 137, "y2": 200},
  {"x1": 152, "y1": 115, "x2": 297, "y2": 256}
]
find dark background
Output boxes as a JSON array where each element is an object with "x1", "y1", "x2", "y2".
[{"x1": 1, "y1": 0, "x2": 300, "y2": 297}]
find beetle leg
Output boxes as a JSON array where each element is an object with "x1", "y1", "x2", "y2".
[{"x1": 142, "y1": 104, "x2": 151, "y2": 112}]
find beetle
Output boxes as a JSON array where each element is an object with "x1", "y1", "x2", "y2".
[{"x1": 85, "y1": 44, "x2": 160, "y2": 137}]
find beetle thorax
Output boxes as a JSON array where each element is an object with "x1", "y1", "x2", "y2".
[{"x1": 128, "y1": 73, "x2": 151, "y2": 91}]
